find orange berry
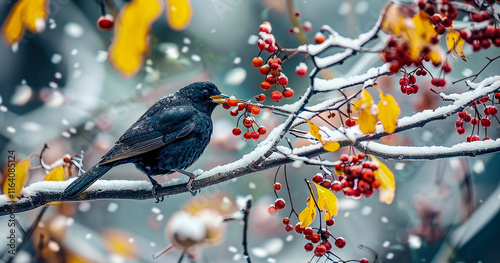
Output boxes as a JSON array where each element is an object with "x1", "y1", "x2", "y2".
[
  {"x1": 260, "y1": 81, "x2": 271, "y2": 90},
  {"x1": 252, "y1": 57, "x2": 264, "y2": 67},
  {"x1": 259, "y1": 65, "x2": 271, "y2": 75},
  {"x1": 314, "y1": 32, "x2": 325, "y2": 44},
  {"x1": 227, "y1": 98, "x2": 239, "y2": 107},
  {"x1": 250, "y1": 106, "x2": 261, "y2": 115}
]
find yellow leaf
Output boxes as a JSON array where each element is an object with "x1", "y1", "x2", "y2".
[
  {"x1": 377, "y1": 92, "x2": 400, "y2": 134},
  {"x1": 369, "y1": 155, "x2": 396, "y2": 204},
  {"x1": 307, "y1": 120, "x2": 340, "y2": 152},
  {"x1": 380, "y1": 3, "x2": 409, "y2": 36},
  {"x1": 1, "y1": 0, "x2": 49, "y2": 46},
  {"x1": 314, "y1": 183, "x2": 338, "y2": 221},
  {"x1": 3, "y1": 158, "x2": 31, "y2": 200},
  {"x1": 44, "y1": 166, "x2": 67, "y2": 181},
  {"x1": 166, "y1": 0, "x2": 192, "y2": 31},
  {"x1": 322, "y1": 141, "x2": 340, "y2": 152},
  {"x1": 108, "y1": 0, "x2": 164, "y2": 78},
  {"x1": 354, "y1": 90, "x2": 378, "y2": 134},
  {"x1": 446, "y1": 29, "x2": 467, "y2": 62},
  {"x1": 298, "y1": 195, "x2": 316, "y2": 228},
  {"x1": 307, "y1": 120, "x2": 322, "y2": 142}
]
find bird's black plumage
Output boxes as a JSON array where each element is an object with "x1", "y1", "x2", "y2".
[{"x1": 62, "y1": 82, "x2": 223, "y2": 200}]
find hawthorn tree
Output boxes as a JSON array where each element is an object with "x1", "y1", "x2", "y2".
[{"x1": 1, "y1": 0, "x2": 500, "y2": 262}]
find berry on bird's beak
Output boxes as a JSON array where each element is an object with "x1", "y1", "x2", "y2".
[{"x1": 211, "y1": 94, "x2": 230, "y2": 104}]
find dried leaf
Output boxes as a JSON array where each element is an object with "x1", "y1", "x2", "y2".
[
  {"x1": 44, "y1": 166, "x2": 67, "y2": 181},
  {"x1": 166, "y1": 0, "x2": 192, "y2": 31},
  {"x1": 3, "y1": 157, "x2": 31, "y2": 200},
  {"x1": 369, "y1": 155, "x2": 396, "y2": 204},
  {"x1": 108, "y1": 0, "x2": 164, "y2": 78},
  {"x1": 377, "y1": 92, "x2": 400, "y2": 134},
  {"x1": 354, "y1": 90, "x2": 378, "y2": 134},
  {"x1": 446, "y1": 29, "x2": 467, "y2": 62},
  {"x1": 314, "y1": 183, "x2": 338, "y2": 221},
  {"x1": 298, "y1": 195, "x2": 317, "y2": 228},
  {"x1": 1, "y1": 0, "x2": 49, "y2": 46}
]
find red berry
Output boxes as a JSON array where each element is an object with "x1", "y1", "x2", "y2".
[
  {"x1": 250, "y1": 105, "x2": 261, "y2": 116},
  {"x1": 431, "y1": 14, "x2": 442, "y2": 24},
  {"x1": 334, "y1": 237, "x2": 346, "y2": 248},
  {"x1": 483, "y1": 137, "x2": 491, "y2": 141},
  {"x1": 303, "y1": 227, "x2": 313, "y2": 236},
  {"x1": 295, "y1": 223, "x2": 304, "y2": 233},
  {"x1": 256, "y1": 94, "x2": 266, "y2": 102},
  {"x1": 442, "y1": 62, "x2": 452, "y2": 73},
  {"x1": 282, "y1": 217, "x2": 290, "y2": 225},
  {"x1": 480, "y1": 118, "x2": 491, "y2": 127},
  {"x1": 274, "y1": 182, "x2": 282, "y2": 191},
  {"x1": 278, "y1": 75, "x2": 288, "y2": 86},
  {"x1": 310, "y1": 233, "x2": 320, "y2": 243},
  {"x1": 97, "y1": 15, "x2": 114, "y2": 31},
  {"x1": 456, "y1": 127, "x2": 465, "y2": 135},
  {"x1": 471, "y1": 135, "x2": 480, "y2": 142},
  {"x1": 442, "y1": 17, "x2": 452, "y2": 27},
  {"x1": 463, "y1": 114, "x2": 472, "y2": 123},
  {"x1": 266, "y1": 75, "x2": 277, "y2": 85},
  {"x1": 331, "y1": 181, "x2": 343, "y2": 192},
  {"x1": 495, "y1": 93, "x2": 500, "y2": 100},
  {"x1": 360, "y1": 258, "x2": 369, "y2": 263},
  {"x1": 232, "y1": 128, "x2": 242, "y2": 136},
  {"x1": 399, "y1": 77, "x2": 409, "y2": 86},
  {"x1": 458, "y1": 111, "x2": 467, "y2": 120},
  {"x1": 251, "y1": 131, "x2": 260, "y2": 140},
  {"x1": 296, "y1": 67, "x2": 307, "y2": 77},
  {"x1": 408, "y1": 75, "x2": 416, "y2": 84},
  {"x1": 326, "y1": 219, "x2": 335, "y2": 226},
  {"x1": 314, "y1": 32, "x2": 326, "y2": 44},
  {"x1": 371, "y1": 179, "x2": 381, "y2": 189},
  {"x1": 243, "y1": 117, "x2": 254, "y2": 128},
  {"x1": 455, "y1": 120, "x2": 463, "y2": 128},
  {"x1": 222, "y1": 104, "x2": 231, "y2": 109},
  {"x1": 322, "y1": 179, "x2": 331, "y2": 189},
  {"x1": 479, "y1": 95, "x2": 489, "y2": 103},
  {"x1": 412, "y1": 84, "x2": 419, "y2": 94},
  {"x1": 284, "y1": 224, "x2": 293, "y2": 232},
  {"x1": 227, "y1": 98, "x2": 239, "y2": 107},
  {"x1": 260, "y1": 81, "x2": 271, "y2": 90},
  {"x1": 230, "y1": 108, "x2": 239, "y2": 116},
  {"x1": 345, "y1": 118, "x2": 356, "y2": 127},
  {"x1": 323, "y1": 240, "x2": 332, "y2": 251},
  {"x1": 252, "y1": 57, "x2": 264, "y2": 67},
  {"x1": 304, "y1": 243, "x2": 314, "y2": 252},
  {"x1": 267, "y1": 205, "x2": 277, "y2": 216},
  {"x1": 340, "y1": 154, "x2": 349, "y2": 161},
  {"x1": 312, "y1": 174, "x2": 324, "y2": 184},
  {"x1": 243, "y1": 132, "x2": 252, "y2": 140},
  {"x1": 238, "y1": 103, "x2": 247, "y2": 111},
  {"x1": 275, "y1": 198, "x2": 286, "y2": 210},
  {"x1": 488, "y1": 106, "x2": 498, "y2": 115},
  {"x1": 270, "y1": 91, "x2": 283, "y2": 102},
  {"x1": 471, "y1": 118, "x2": 479, "y2": 126},
  {"x1": 314, "y1": 244, "x2": 327, "y2": 257},
  {"x1": 282, "y1": 88, "x2": 294, "y2": 99},
  {"x1": 258, "y1": 126, "x2": 267, "y2": 135},
  {"x1": 259, "y1": 22, "x2": 272, "y2": 33}
]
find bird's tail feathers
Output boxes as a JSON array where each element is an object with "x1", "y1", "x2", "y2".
[{"x1": 62, "y1": 164, "x2": 113, "y2": 198}]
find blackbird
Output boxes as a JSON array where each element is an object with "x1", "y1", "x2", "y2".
[{"x1": 62, "y1": 82, "x2": 227, "y2": 201}]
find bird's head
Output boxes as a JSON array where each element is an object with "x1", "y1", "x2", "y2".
[{"x1": 178, "y1": 82, "x2": 228, "y2": 113}]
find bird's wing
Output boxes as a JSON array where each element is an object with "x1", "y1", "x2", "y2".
[{"x1": 98, "y1": 105, "x2": 198, "y2": 165}]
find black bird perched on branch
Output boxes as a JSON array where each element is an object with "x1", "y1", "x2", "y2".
[{"x1": 62, "y1": 82, "x2": 227, "y2": 201}]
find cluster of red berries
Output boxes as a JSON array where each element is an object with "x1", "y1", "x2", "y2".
[
  {"x1": 332, "y1": 153, "x2": 381, "y2": 199},
  {"x1": 399, "y1": 74, "x2": 420, "y2": 95},
  {"x1": 460, "y1": 23, "x2": 500, "y2": 52},
  {"x1": 455, "y1": 93, "x2": 499, "y2": 142},
  {"x1": 423, "y1": 0, "x2": 458, "y2": 35},
  {"x1": 254, "y1": 56, "x2": 295, "y2": 102},
  {"x1": 221, "y1": 97, "x2": 267, "y2": 140}
]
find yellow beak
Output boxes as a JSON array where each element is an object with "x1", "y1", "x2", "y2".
[{"x1": 210, "y1": 94, "x2": 230, "y2": 104}]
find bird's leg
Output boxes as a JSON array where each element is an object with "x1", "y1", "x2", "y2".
[
  {"x1": 173, "y1": 169, "x2": 199, "y2": 196},
  {"x1": 147, "y1": 176, "x2": 164, "y2": 203}
]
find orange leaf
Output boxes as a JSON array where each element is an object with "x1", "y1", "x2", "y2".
[
  {"x1": 446, "y1": 29, "x2": 467, "y2": 62},
  {"x1": 44, "y1": 166, "x2": 67, "y2": 181},
  {"x1": 108, "y1": 0, "x2": 164, "y2": 78},
  {"x1": 3, "y1": 157, "x2": 31, "y2": 200},
  {"x1": 314, "y1": 183, "x2": 338, "y2": 221},
  {"x1": 166, "y1": 0, "x2": 192, "y2": 31},
  {"x1": 1, "y1": 0, "x2": 49, "y2": 46},
  {"x1": 298, "y1": 195, "x2": 316, "y2": 228},
  {"x1": 369, "y1": 155, "x2": 396, "y2": 204},
  {"x1": 377, "y1": 91, "x2": 400, "y2": 134},
  {"x1": 354, "y1": 90, "x2": 378, "y2": 134}
]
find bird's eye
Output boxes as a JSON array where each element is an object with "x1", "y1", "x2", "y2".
[{"x1": 202, "y1": 89, "x2": 209, "y2": 96}]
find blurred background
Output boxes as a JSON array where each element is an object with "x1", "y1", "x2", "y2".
[{"x1": 1, "y1": 0, "x2": 500, "y2": 262}]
